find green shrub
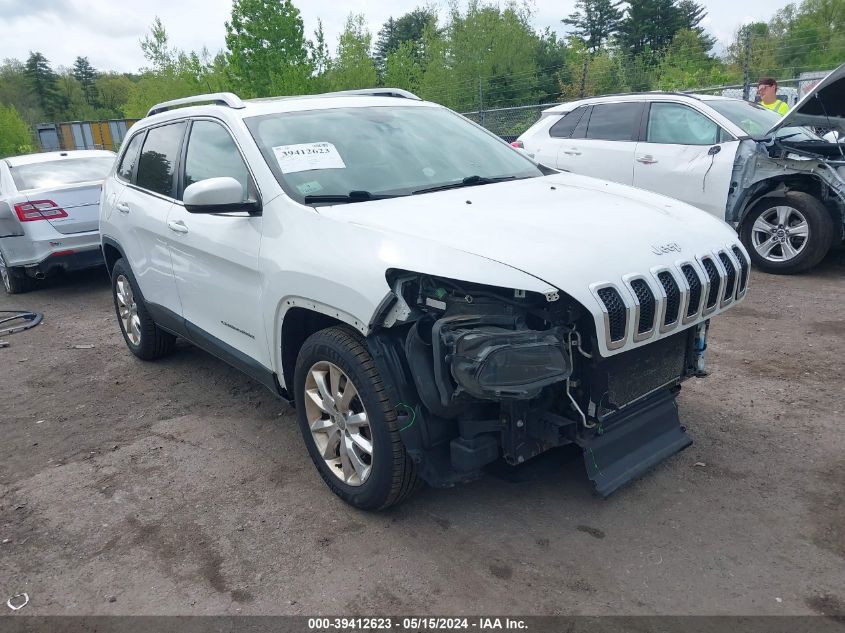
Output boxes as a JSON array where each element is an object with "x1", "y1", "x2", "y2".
[{"x1": 0, "y1": 105, "x2": 33, "y2": 158}]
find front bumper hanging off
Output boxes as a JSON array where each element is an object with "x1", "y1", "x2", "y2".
[{"x1": 580, "y1": 389, "x2": 692, "y2": 497}]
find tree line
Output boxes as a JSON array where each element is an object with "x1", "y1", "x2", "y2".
[{"x1": 1, "y1": 0, "x2": 843, "y2": 156}]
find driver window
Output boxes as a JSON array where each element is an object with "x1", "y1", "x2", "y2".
[
  {"x1": 647, "y1": 103, "x2": 723, "y2": 146},
  {"x1": 182, "y1": 120, "x2": 252, "y2": 201}
]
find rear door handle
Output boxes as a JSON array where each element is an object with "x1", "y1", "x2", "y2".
[
  {"x1": 563, "y1": 148, "x2": 582, "y2": 156},
  {"x1": 116, "y1": 202, "x2": 130, "y2": 214},
  {"x1": 167, "y1": 220, "x2": 189, "y2": 234},
  {"x1": 636, "y1": 155, "x2": 658, "y2": 165}
]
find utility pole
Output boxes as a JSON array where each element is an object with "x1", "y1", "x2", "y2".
[
  {"x1": 742, "y1": 27, "x2": 752, "y2": 101},
  {"x1": 478, "y1": 77, "x2": 485, "y2": 127},
  {"x1": 579, "y1": 55, "x2": 589, "y2": 99}
]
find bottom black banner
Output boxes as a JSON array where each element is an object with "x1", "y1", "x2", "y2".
[{"x1": 0, "y1": 616, "x2": 843, "y2": 633}]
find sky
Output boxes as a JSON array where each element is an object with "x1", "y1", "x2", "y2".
[{"x1": 0, "y1": 0, "x2": 797, "y2": 74}]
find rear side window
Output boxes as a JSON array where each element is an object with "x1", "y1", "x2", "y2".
[
  {"x1": 9, "y1": 157, "x2": 115, "y2": 191},
  {"x1": 136, "y1": 122, "x2": 187, "y2": 197},
  {"x1": 182, "y1": 121, "x2": 251, "y2": 201},
  {"x1": 549, "y1": 107, "x2": 587, "y2": 139},
  {"x1": 585, "y1": 103, "x2": 643, "y2": 141},
  {"x1": 116, "y1": 133, "x2": 144, "y2": 182},
  {"x1": 647, "y1": 103, "x2": 721, "y2": 145}
]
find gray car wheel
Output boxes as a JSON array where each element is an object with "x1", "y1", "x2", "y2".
[
  {"x1": 294, "y1": 326, "x2": 422, "y2": 510},
  {"x1": 110, "y1": 258, "x2": 176, "y2": 360},
  {"x1": 0, "y1": 249, "x2": 35, "y2": 295},
  {"x1": 741, "y1": 192, "x2": 834, "y2": 274}
]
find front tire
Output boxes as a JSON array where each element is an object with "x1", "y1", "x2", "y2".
[
  {"x1": 0, "y1": 250, "x2": 35, "y2": 295},
  {"x1": 111, "y1": 258, "x2": 176, "y2": 360},
  {"x1": 740, "y1": 192, "x2": 833, "y2": 274},
  {"x1": 294, "y1": 326, "x2": 421, "y2": 510}
]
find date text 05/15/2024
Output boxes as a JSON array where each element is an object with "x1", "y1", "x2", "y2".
[{"x1": 308, "y1": 617, "x2": 528, "y2": 631}]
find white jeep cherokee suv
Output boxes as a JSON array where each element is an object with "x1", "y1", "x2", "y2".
[{"x1": 100, "y1": 89, "x2": 749, "y2": 509}]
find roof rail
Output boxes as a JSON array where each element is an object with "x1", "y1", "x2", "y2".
[
  {"x1": 321, "y1": 88, "x2": 421, "y2": 101},
  {"x1": 147, "y1": 92, "x2": 246, "y2": 117}
]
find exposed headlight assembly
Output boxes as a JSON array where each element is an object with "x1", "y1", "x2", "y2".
[{"x1": 435, "y1": 321, "x2": 571, "y2": 400}]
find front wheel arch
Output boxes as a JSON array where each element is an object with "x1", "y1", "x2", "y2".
[{"x1": 280, "y1": 307, "x2": 347, "y2": 392}]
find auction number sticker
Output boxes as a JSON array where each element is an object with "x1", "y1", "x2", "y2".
[{"x1": 272, "y1": 142, "x2": 346, "y2": 174}]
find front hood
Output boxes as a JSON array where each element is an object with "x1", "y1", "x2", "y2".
[
  {"x1": 319, "y1": 173, "x2": 748, "y2": 356},
  {"x1": 319, "y1": 173, "x2": 739, "y2": 290},
  {"x1": 767, "y1": 63, "x2": 845, "y2": 136}
]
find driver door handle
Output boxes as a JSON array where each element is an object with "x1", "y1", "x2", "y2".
[
  {"x1": 563, "y1": 148, "x2": 582, "y2": 156},
  {"x1": 167, "y1": 220, "x2": 189, "y2": 234},
  {"x1": 636, "y1": 155, "x2": 658, "y2": 165},
  {"x1": 116, "y1": 202, "x2": 130, "y2": 214}
]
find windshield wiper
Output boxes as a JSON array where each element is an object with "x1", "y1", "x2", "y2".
[
  {"x1": 412, "y1": 175, "x2": 522, "y2": 195},
  {"x1": 303, "y1": 191, "x2": 405, "y2": 205}
]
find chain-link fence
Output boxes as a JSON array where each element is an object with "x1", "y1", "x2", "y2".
[
  {"x1": 461, "y1": 103, "x2": 561, "y2": 142},
  {"x1": 462, "y1": 70, "x2": 834, "y2": 141}
]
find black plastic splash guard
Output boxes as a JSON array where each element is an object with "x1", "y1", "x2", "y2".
[{"x1": 581, "y1": 389, "x2": 692, "y2": 497}]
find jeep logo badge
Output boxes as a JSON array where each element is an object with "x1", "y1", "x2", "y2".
[{"x1": 651, "y1": 242, "x2": 682, "y2": 255}]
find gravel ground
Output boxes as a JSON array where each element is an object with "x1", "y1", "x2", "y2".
[{"x1": 0, "y1": 250, "x2": 843, "y2": 617}]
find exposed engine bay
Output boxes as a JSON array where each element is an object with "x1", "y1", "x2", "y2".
[{"x1": 369, "y1": 271, "x2": 706, "y2": 496}]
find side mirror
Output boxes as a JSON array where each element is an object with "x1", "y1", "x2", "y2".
[
  {"x1": 183, "y1": 177, "x2": 261, "y2": 215},
  {"x1": 513, "y1": 146, "x2": 536, "y2": 160}
]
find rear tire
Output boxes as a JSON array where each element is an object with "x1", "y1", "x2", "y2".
[
  {"x1": 111, "y1": 258, "x2": 176, "y2": 360},
  {"x1": 294, "y1": 326, "x2": 421, "y2": 510},
  {"x1": 740, "y1": 192, "x2": 833, "y2": 274},
  {"x1": 0, "y1": 250, "x2": 35, "y2": 295}
]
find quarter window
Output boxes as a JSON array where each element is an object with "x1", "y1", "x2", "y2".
[
  {"x1": 585, "y1": 103, "x2": 643, "y2": 141},
  {"x1": 135, "y1": 122, "x2": 186, "y2": 197},
  {"x1": 549, "y1": 107, "x2": 587, "y2": 139},
  {"x1": 116, "y1": 132, "x2": 144, "y2": 183},
  {"x1": 183, "y1": 121, "x2": 251, "y2": 201},
  {"x1": 647, "y1": 103, "x2": 721, "y2": 145}
]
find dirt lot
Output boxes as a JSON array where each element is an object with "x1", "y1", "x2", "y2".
[{"x1": 1, "y1": 251, "x2": 844, "y2": 617}]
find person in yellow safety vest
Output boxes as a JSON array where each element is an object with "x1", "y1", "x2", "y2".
[{"x1": 756, "y1": 77, "x2": 789, "y2": 116}]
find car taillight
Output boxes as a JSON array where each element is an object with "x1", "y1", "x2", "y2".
[
  {"x1": 511, "y1": 140, "x2": 524, "y2": 149},
  {"x1": 14, "y1": 200, "x2": 68, "y2": 222}
]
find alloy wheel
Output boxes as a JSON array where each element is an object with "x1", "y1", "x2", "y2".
[
  {"x1": 751, "y1": 205, "x2": 809, "y2": 263},
  {"x1": 303, "y1": 361, "x2": 373, "y2": 486},
  {"x1": 115, "y1": 274, "x2": 141, "y2": 346}
]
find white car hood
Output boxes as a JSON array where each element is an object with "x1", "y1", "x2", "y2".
[
  {"x1": 319, "y1": 173, "x2": 747, "y2": 356},
  {"x1": 320, "y1": 173, "x2": 738, "y2": 288}
]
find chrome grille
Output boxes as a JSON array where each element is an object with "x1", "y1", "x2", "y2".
[
  {"x1": 681, "y1": 264, "x2": 702, "y2": 318},
  {"x1": 591, "y1": 248, "x2": 744, "y2": 352},
  {"x1": 732, "y1": 246, "x2": 750, "y2": 295},
  {"x1": 596, "y1": 287, "x2": 627, "y2": 342},
  {"x1": 657, "y1": 271, "x2": 681, "y2": 325},
  {"x1": 702, "y1": 257, "x2": 720, "y2": 309},
  {"x1": 718, "y1": 252, "x2": 737, "y2": 302},
  {"x1": 629, "y1": 279, "x2": 655, "y2": 335}
]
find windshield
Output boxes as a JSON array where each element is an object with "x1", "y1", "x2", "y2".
[
  {"x1": 10, "y1": 157, "x2": 115, "y2": 191},
  {"x1": 245, "y1": 105, "x2": 543, "y2": 204},
  {"x1": 707, "y1": 99, "x2": 820, "y2": 141}
]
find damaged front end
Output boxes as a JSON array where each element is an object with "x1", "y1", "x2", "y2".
[{"x1": 368, "y1": 271, "x2": 705, "y2": 496}]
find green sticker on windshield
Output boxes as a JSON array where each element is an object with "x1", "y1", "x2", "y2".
[{"x1": 296, "y1": 181, "x2": 323, "y2": 195}]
